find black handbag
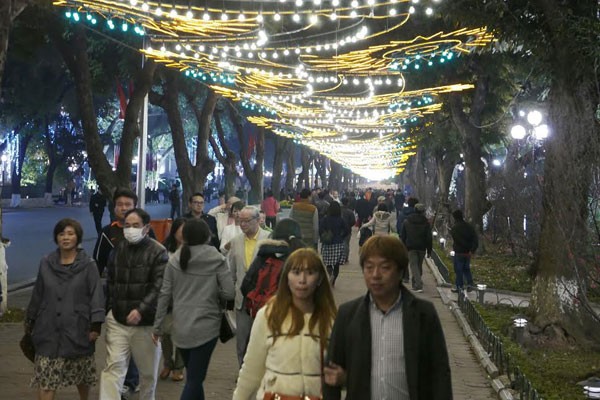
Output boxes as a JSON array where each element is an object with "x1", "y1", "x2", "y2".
[
  {"x1": 219, "y1": 311, "x2": 236, "y2": 343},
  {"x1": 20, "y1": 332, "x2": 35, "y2": 363}
]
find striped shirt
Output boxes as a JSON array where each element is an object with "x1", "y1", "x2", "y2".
[{"x1": 369, "y1": 293, "x2": 410, "y2": 400}]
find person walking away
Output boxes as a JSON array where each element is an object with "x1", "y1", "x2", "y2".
[
  {"x1": 340, "y1": 198, "x2": 356, "y2": 264},
  {"x1": 289, "y1": 188, "x2": 319, "y2": 250},
  {"x1": 100, "y1": 209, "x2": 169, "y2": 400},
  {"x1": 241, "y1": 218, "x2": 306, "y2": 315},
  {"x1": 219, "y1": 201, "x2": 245, "y2": 253},
  {"x1": 89, "y1": 189, "x2": 107, "y2": 235},
  {"x1": 361, "y1": 203, "x2": 395, "y2": 236},
  {"x1": 260, "y1": 190, "x2": 280, "y2": 229},
  {"x1": 183, "y1": 193, "x2": 219, "y2": 249},
  {"x1": 158, "y1": 219, "x2": 186, "y2": 382},
  {"x1": 323, "y1": 235, "x2": 451, "y2": 400},
  {"x1": 227, "y1": 206, "x2": 271, "y2": 365},
  {"x1": 26, "y1": 218, "x2": 105, "y2": 400},
  {"x1": 169, "y1": 184, "x2": 181, "y2": 219},
  {"x1": 355, "y1": 193, "x2": 372, "y2": 227},
  {"x1": 400, "y1": 203, "x2": 432, "y2": 293},
  {"x1": 320, "y1": 202, "x2": 350, "y2": 287},
  {"x1": 450, "y1": 210, "x2": 479, "y2": 293},
  {"x1": 314, "y1": 191, "x2": 330, "y2": 223},
  {"x1": 233, "y1": 248, "x2": 337, "y2": 400},
  {"x1": 153, "y1": 219, "x2": 235, "y2": 400}
]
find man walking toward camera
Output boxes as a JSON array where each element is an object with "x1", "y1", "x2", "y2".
[{"x1": 450, "y1": 210, "x2": 478, "y2": 293}]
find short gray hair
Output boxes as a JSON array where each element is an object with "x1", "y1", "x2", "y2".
[{"x1": 242, "y1": 206, "x2": 260, "y2": 219}]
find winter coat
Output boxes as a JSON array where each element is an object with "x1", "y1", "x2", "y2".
[
  {"x1": 107, "y1": 236, "x2": 168, "y2": 326},
  {"x1": 396, "y1": 206, "x2": 415, "y2": 233},
  {"x1": 341, "y1": 206, "x2": 356, "y2": 230},
  {"x1": 401, "y1": 213, "x2": 433, "y2": 254},
  {"x1": 241, "y1": 239, "x2": 292, "y2": 298},
  {"x1": 450, "y1": 220, "x2": 479, "y2": 254},
  {"x1": 26, "y1": 249, "x2": 105, "y2": 358},
  {"x1": 289, "y1": 200, "x2": 319, "y2": 246},
  {"x1": 154, "y1": 244, "x2": 234, "y2": 349},
  {"x1": 362, "y1": 211, "x2": 395, "y2": 236},
  {"x1": 320, "y1": 216, "x2": 350, "y2": 245}
]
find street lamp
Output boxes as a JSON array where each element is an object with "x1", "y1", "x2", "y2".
[
  {"x1": 476, "y1": 284, "x2": 487, "y2": 304},
  {"x1": 513, "y1": 317, "x2": 528, "y2": 345}
]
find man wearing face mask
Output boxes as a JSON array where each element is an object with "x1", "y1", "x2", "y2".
[{"x1": 100, "y1": 208, "x2": 169, "y2": 400}]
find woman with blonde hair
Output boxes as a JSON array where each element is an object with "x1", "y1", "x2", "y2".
[{"x1": 233, "y1": 248, "x2": 337, "y2": 400}]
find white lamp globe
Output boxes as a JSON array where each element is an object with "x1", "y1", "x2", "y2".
[
  {"x1": 511, "y1": 124, "x2": 527, "y2": 139},
  {"x1": 527, "y1": 110, "x2": 543, "y2": 126},
  {"x1": 533, "y1": 124, "x2": 549, "y2": 140}
]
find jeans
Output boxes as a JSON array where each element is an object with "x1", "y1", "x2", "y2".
[
  {"x1": 408, "y1": 250, "x2": 425, "y2": 290},
  {"x1": 453, "y1": 254, "x2": 474, "y2": 290},
  {"x1": 179, "y1": 338, "x2": 218, "y2": 400},
  {"x1": 124, "y1": 359, "x2": 139, "y2": 390},
  {"x1": 170, "y1": 203, "x2": 181, "y2": 219}
]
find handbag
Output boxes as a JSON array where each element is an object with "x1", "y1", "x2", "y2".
[
  {"x1": 219, "y1": 311, "x2": 236, "y2": 343},
  {"x1": 20, "y1": 332, "x2": 35, "y2": 363},
  {"x1": 320, "y1": 230, "x2": 333, "y2": 245}
]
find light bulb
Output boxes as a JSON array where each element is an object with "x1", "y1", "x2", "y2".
[{"x1": 274, "y1": 12, "x2": 281, "y2": 21}]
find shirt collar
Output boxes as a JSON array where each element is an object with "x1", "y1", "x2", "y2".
[{"x1": 369, "y1": 291, "x2": 402, "y2": 314}]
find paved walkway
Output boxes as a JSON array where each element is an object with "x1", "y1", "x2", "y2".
[{"x1": 0, "y1": 229, "x2": 498, "y2": 399}]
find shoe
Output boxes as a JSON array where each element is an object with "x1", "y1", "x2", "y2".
[
  {"x1": 171, "y1": 369, "x2": 184, "y2": 381},
  {"x1": 330, "y1": 275, "x2": 336, "y2": 288},
  {"x1": 451, "y1": 288, "x2": 460, "y2": 293},
  {"x1": 160, "y1": 367, "x2": 171, "y2": 380},
  {"x1": 402, "y1": 279, "x2": 410, "y2": 284},
  {"x1": 412, "y1": 288, "x2": 424, "y2": 293},
  {"x1": 466, "y1": 286, "x2": 474, "y2": 293}
]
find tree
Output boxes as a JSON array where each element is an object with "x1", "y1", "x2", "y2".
[
  {"x1": 284, "y1": 140, "x2": 296, "y2": 196},
  {"x1": 211, "y1": 101, "x2": 238, "y2": 199},
  {"x1": 0, "y1": 0, "x2": 30, "y2": 101},
  {"x1": 297, "y1": 146, "x2": 311, "y2": 191},
  {"x1": 270, "y1": 133, "x2": 287, "y2": 199},
  {"x1": 231, "y1": 106, "x2": 264, "y2": 205}
]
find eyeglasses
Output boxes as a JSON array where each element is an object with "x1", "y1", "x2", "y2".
[
  {"x1": 239, "y1": 217, "x2": 258, "y2": 224},
  {"x1": 191, "y1": 201, "x2": 204, "y2": 205}
]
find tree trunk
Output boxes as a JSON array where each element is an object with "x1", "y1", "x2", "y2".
[
  {"x1": 284, "y1": 140, "x2": 295, "y2": 197},
  {"x1": 271, "y1": 134, "x2": 286, "y2": 198},
  {"x1": 297, "y1": 147, "x2": 310, "y2": 191},
  {"x1": 211, "y1": 108, "x2": 237, "y2": 199},
  {"x1": 314, "y1": 155, "x2": 328, "y2": 189},
  {"x1": 0, "y1": 0, "x2": 29, "y2": 101},
  {"x1": 328, "y1": 160, "x2": 342, "y2": 191}
]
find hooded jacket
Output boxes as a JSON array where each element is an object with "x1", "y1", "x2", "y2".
[
  {"x1": 26, "y1": 249, "x2": 105, "y2": 358},
  {"x1": 362, "y1": 211, "x2": 395, "y2": 235},
  {"x1": 401, "y1": 212, "x2": 433, "y2": 254},
  {"x1": 241, "y1": 239, "x2": 293, "y2": 297}
]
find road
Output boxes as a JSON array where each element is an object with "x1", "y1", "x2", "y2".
[{"x1": 2, "y1": 202, "x2": 180, "y2": 285}]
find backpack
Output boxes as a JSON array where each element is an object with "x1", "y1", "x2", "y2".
[
  {"x1": 245, "y1": 257, "x2": 285, "y2": 318},
  {"x1": 359, "y1": 226, "x2": 373, "y2": 246}
]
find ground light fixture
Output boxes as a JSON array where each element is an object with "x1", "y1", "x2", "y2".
[
  {"x1": 476, "y1": 284, "x2": 486, "y2": 304},
  {"x1": 578, "y1": 376, "x2": 600, "y2": 399},
  {"x1": 439, "y1": 237, "x2": 446, "y2": 250},
  {"x1": 513, "y1": 317, "x2": 527, "y2": 345}
]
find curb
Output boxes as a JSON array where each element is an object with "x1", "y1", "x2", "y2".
[
  {"x1": 7, "y1": 278, "x2": 36, "y2": 293},
  {"x1": 426, "y1": 258, "x2": 514, "y2": 400}
]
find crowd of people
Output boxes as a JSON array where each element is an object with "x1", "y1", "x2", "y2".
[{"x1": 24, "y1": 185, "x2": 479, "y2": 400}]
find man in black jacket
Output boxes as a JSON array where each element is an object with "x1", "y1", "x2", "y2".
[
  {"x1": 400, "y1": 203, "x2": 432, "y2": 292},
  {"x1": 89, "y1": 189, "x2": 107, "y2": 235},
  {"x1": 100, "y1": 208, "x2": 168, "y2": 400},
  {"x1": 450, "y1": 209, "x2": 479, "y2": 293},
  {"x1": 183, "y1": 192, "x2": 220, "y2": 249},
  {"x1": 323, "y1": 235, "x2": 451, "y2": 400}
]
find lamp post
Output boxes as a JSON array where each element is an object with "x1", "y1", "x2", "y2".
[
  {"x1": 578, "y1": 377, "x2": 600, "y2": 399},
  {"x1": 513, "y1": 317, "x2": 528, "y2": 345},
  {"x1": 476, "y1": 284, "x2": 487, "y2": 304}
]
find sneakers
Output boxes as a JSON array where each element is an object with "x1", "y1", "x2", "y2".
[
  {"x1": 451, "y1": 288, "x2": 461, "y2": 293},
  {"x1": 466, "y1": 286, "x2": 474, "y2": 293},
  {"x1": 411, "y1": 287, "x2": 424, "y2": 293}
]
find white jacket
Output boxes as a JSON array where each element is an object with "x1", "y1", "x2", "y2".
[{"x1": 233, "y1": 307, "x2": 330, "y2": 400}]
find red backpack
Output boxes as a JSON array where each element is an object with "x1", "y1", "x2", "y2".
[{"x1": 245, "y1": 257, "x2": 284, "y2": 318}]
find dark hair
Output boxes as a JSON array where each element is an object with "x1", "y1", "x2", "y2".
[
  {"x1": 377, "y1": 203, "x2": 388, "y2": 212},
  {"x1": 318, "y1": 192, "x2": 326, "y2": 200},
  {"x1": 53, "y1": 218, "x2": 83, "y2": 245},
  {"x1": 179, "y1": 219, "x2": 211, "y2": 271},
  {"x1": 272, "y1": 218, "x2": 306, "y2": 251},
  {"x1": 300, "y1": 188, "x2": 311, "y2": 199},
  {"x1": 163, "y1": 218, "x2": 186, "y2": 253},
  {"x1": 188, "y1": 192, "x2": 204, "y2": 202},
  {"x1": 360, "y1": 235, "x2": 408, "y2": 274},
  {"x1": 124, "y1": 208, "x2": 151, "y2": 225},
  {"x1": 452, "y1": 210, "x2": 464, "y2": 221},
  {"x1": 230, "y1": 200, "x2": 245, "y2": 215},
  {"x1": 113, "y1": 188, "x2": 138, "y2": 207},
  {"x1": 341, "y1": 197, "x2": 349, "y2": 206},
  {"x1": 266, "y1": 189, "x2": 273, "y2": 198},
  {"x1": 407, "y1": 197, "x2": 419, "y2": 207},
  {"x1": 327, "y1": 201, "x2": 342, "y2": 217}
]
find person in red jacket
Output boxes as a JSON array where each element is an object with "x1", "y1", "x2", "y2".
[{"x1": 260, "y1": 190, "x2": 280, "y2": 229}]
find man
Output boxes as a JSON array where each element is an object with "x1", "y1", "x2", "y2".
[
  {"x1": 400, "y1": 203, "x2": 433, "y2": 293},
  {"x1": 355, "y1": 192, "x2": 372, "y2": 227},
  {"x1": 227, "y1": 206, "x2": 270, "y2": 365},
  {"x1": 168, "y1": 184, "x2": 181, "y2": 219},
  {"x1": 289, "y1": 188, "x2": 319, "y2": 249},
  {"x1": 450, "y1": 210, "x2": 479, "y2": 293},
  {"x1": 314, "y1": 191, "x2": 330, "y2": 222},
  {"x1": 323, "y1": 235, "x2": 451, "y2": 400},
  {"x1": 183, "y1": 192, "x2": 220, "y2": 249},
  {"x1": 340, "y1": 197, "x2": 356, "y2": 264},
  {"x1": 331, "y1": 190, "x2": 342, "y2": 204},
  {"x1": 89, "y1": 188, "x2": 107, "y2": 235},
  {"x1": 100, "y1": 208, "x2": 168, "y2": 400}
]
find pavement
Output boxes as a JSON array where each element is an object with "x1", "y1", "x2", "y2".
[{"x1": 0, "y1": 227, "x2": 503, "y2": 400}]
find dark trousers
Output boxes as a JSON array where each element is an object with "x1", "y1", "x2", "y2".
[
  {"x1": 179, "y1": 337, "x2": 218, "y2": 400},
  {"x1": 93, "y1": 212, "x2": 104, "y2": 235},
  {"x1": 265, "y1": 216, "x2": 277, "y2": 229},
  {"x1": 170, "y1": 202, "x2": 181, "y2": 219},
  {"x1": 453, "y1": 254, "x2": 474, "y2": 290},
  {"x1": 124, "y1": 358, "x2": 139, "y2": 390}
]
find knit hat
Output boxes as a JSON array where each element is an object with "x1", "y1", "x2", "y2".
[{"x1": 415, "y1": 203, "x2": 426, "y2": 212}]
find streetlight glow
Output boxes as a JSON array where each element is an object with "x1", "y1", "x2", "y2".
[
  {"x1": 511, "y1": 124, "x2": 527, "y2": 140},
  {"x1": 533, "y1": 124, "x2": 549, "y2": 140},
  {"x1": 527, "y1": 110, "x2": 543, "y2": 126}
]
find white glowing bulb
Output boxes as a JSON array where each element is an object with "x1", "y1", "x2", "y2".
[
  {"x1": 389, "y1": 8, "x2": 396, "y2": 15},
  {"x1": 155, "y1": 7, "x2": 163, "y2": 16},
  {"x1": 309, "y1": 14, "x2": 318, "y2": 23},
  {"x1": 293, "y1": 13, "x2": 301, "y2": 22},
  {"x1": 330, "y1": 11, "x2": 337, "y2": 20},
  {"x1": 203, "y1": 12, "x2": 210, "y2": 20},
  {"x1": 425, "y1": 7, "x2": 433, "y2": 15},
  {"x1": 408, "y1": 6, "x2": 415, "y2": 13},
  {"x1": 169, "y1": 8, "x2": 177, "y2": 17},
  {"x1": 274, "y1": 12, "x2": 281, "y2": 21},
  {"x1": 221, "y1": 12, "x2": 228, "y2": 20},
  {"x1": 238, "y1": 12, "x2": 246, "y2": 20},
  {"x1": 350, "y1": 10, "x2": 358, "y2": 17},
  {"x1": 256, "y1": 13, "x2": 264, "y2": 22},
  {"x1": 141, "y1": 2, "x2": 149, "y2": 11},
  {"x1": 510, "y1": 124, "x2": 526, "y2": 140}
]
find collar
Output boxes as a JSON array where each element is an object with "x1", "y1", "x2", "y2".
[
  {"x1": 369, "y1": 291, "x2": 402, "y2": 314},
  {"x1": 245, "y1": 229, "x2": 260, "y2": 240}
]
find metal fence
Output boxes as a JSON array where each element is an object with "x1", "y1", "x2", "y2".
[{"x1": 457, "y1": 292, "x2": 543, "y2": 400}]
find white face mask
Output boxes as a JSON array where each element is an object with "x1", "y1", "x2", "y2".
[{"x1": 123, "y1": 227, "x2": 146, "y2": 244}]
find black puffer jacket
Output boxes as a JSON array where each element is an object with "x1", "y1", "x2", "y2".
[
  {"x1": 401, "y1": 213, "x2": 433, "y2": 254},
  {"x1": 107, "y1": 236, "x2": 168, "y2": 326}
]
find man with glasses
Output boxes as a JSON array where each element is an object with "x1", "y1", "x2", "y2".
[
  {"x1": 227, "y1": 206, "x2": 270, "y2": 364},
  {"x1": 183, "y1": 192, "x2": 219, "y2": 249}
]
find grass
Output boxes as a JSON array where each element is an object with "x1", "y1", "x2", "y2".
[
  {"x1": 0, "y1": 307, "x2": 25, "y2": 323},
  {"x1": 474, "y1": 303, "x2": 600, "y2": 400}
]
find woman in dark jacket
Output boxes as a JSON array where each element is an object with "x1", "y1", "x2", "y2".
[
  {"x1": 26, "y1": 218, "x2": 105, "y2": 400},
  {"x1": 319, "y1": 202, "x2": 350, "y2": 287},
  {"x1": 241, "y1": 219, "x2": 306, "y2": 300}
]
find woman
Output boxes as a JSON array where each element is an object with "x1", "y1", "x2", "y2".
[
  {"x1": 233, "y1": 248, "x2": 337, "y2": 400},
  {"x1": 159, "y1": 218, "x2": 186, "y2": 382},
  {"x1": 153, "y1": 219, "x2": 235, "y2": 400},
  {"x1": 260, "y1": 189, "x2": 280, "y2": 229},
  {"x1": 319, "y1": 201, "x2": 350, "y2": 287},
  {"x1": 219, "y1": 200, "x2": 245, "y2": 253},
  {"x1": 361, "y1": 203, "x2": 395, "y2": 236},
  {"x1": 26, "y1": 218, "x2": 104, "y2": 400},
  {"x1": 241, "y1": 218, "x2": 306, "y2": 307}
]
